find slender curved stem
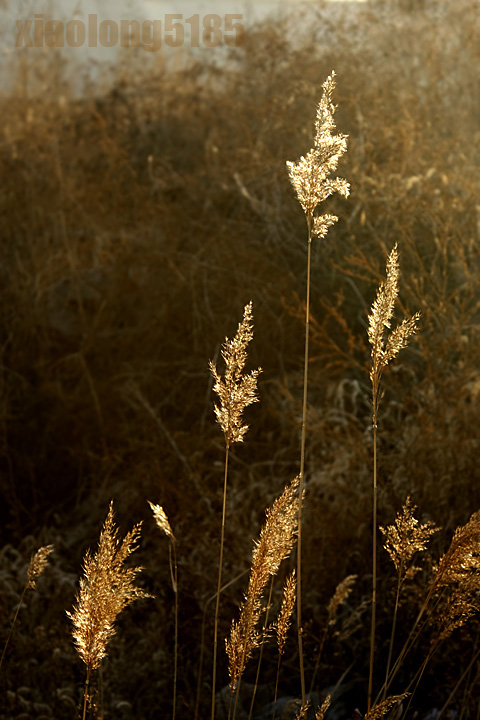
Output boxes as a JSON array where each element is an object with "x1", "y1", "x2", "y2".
[
  {"x1": 298, "y1": 219, "x2": 312, "y2": 706},
  {"x1": 211, "y1": 446, "x2": 230, "y2": 720}
]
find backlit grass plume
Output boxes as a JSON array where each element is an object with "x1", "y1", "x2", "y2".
[
  {"x1": 287, "y1": 70, "x2": 349, "y2": 704},
  {"x1": 367, "y1": 245, "x2": 420, "y2": 711},
  {"x1": 209, "y1": 300, "x2": 261, "y2": 448},
  {"x1": 380, "y1": 498, "x2": 438, "y2": 697},
  {"x1": 210, "y1": 301, "x2": 261, "y2": 720},
  {"x1": 0, "y1": 544, "x2": 54, "y2": 672},
  {"x1": 226, "y1": 476, "x2": 301, "y2": 720},
  {"x1": 68, "y1": 502, "x2": 150, "y2": 720}
]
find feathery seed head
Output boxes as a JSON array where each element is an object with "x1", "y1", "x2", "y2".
[
  {"x1": 67, "y1": 502, "x2": 151, "y2": 673},
  {"x1": 287, "y1": 72, "x2": 349, "y2": 231},
  {"x1": 380, "y1": 497, "x2": 439, "y2": 581},
  {"x1": 368, "y1": 244, "x2": 420, "y2": 424},
  {"x1": 148, "y1": 501, "x2": 175, "y2": 542},
  {"x1": 27, "y1": 544, "x2": 54, "y2": 589},
  {"x1": 327, "y1": 574, "x2": 357, "y2": 626},
  {"x1": 210, "y1": 301, "x2": 261, "y2": 447},
  {"x1": 226, "y1": 476, "x2": 302, "y2": 690},
  {"x1": 275, "y1": 570, "x2": 296, "y2": 656}
]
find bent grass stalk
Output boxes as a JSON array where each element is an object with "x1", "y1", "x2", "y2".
[
  {"x1": 0, "y1": 544, "x2": 54, "y2": 672},
  {"x1": 287, "y1": 71, "x2": 349, "y2": 703},
  {"x1": 148, "y1": 502, "x2": 178, "y2": 720},
  {"x1": 367, "y1": 244, "x2": 420, "y2": 711},
  {"x1": 209, "y1": 301, "x2": 261, "y2": 720}
]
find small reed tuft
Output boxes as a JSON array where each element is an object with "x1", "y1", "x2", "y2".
[{"x1": 380, "y1": 497, "x2": 439, "y2": 583}]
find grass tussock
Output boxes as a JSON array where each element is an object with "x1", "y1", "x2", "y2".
[{"x1": 1, "y1": 1, "x2": 480, "y2": 718}]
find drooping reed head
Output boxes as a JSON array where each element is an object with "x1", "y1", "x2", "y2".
[
  {"x1": 149, "y1": 501, "x2": 176, "y2": 543},
  {"x1": 209, "y1": 301, "x2": 262, "y2": 448},
  {"x1": 27, "y1": 544, "x2": 54, "y2": 590},
  {"x1": 68, "y1": 502, "x2": 150, "y2": 673},
  {"x1": 286, "y1": 71, "x2": 350, "y2": 235}
]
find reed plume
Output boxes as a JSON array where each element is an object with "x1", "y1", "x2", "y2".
[
  {"x1": 226, "y1": 476, "x2": 301, "y2": 720},
  {"x1": 68, "y1": 502, "x2": 150, "y2": 720},
  {"x1": 380, "y1": 498, "x2": 438, "y2": 697},
  {"x1": 149, "y1": 501, "x2": 178, "y2": 720},
  {"x1": 287, "y1": 70, "x2": 349, "y2": 704},
  {"x1": 367, "y1": 244, "x2": 420, "y2": 711},
  {"x1": 0, "y1": 544, "x2": 54, "y2": 671},
  {"x1": 210, "y1": 301, "x2": 261, "y2": 720}
]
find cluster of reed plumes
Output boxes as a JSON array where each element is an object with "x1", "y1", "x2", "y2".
[{"x1": 3, "y1": 71, "x2": 475, "y2": 720}]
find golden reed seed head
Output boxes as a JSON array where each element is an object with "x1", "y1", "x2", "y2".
[
  {"x1": 209, "y1": 301, "x2": 262, "y2": 448},
  {"x1": 363, "y1": 694, "x2": 408, "y2": 720},
  {"x1": 275, "y1": 569, "x2": 296, "y2": 656},
  {"x1": 67, "y1": 502, "x2": 151, "y2": 673},
  {"x1": 380, "y1": 497, "x2": 439, "y2": 580},
  {"x1": 431, "y1": 510, "x2": 480, "y2": 639},
  {"x1": 226, "y1": 476, "x2": 302, "y2": 690},
  {"x1": 148, "y1": 501, "x2": 175, "y2": 542},
  {"x1": 326, "y1": 574, "x2": 357, "y2": 626},
  {"x1": 368, "y1": 244, "x2": 420, "y2": 425},
  {"x1": 287, "y1": 71, "x2": 349, "y2": 232},
  {"x1": 27, "y1": 544, "x2": 54, "y2": 589}
]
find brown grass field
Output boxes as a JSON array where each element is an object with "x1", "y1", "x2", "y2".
[{"x1": 1, "y1": 1, "x2": 480, "y2": 718}]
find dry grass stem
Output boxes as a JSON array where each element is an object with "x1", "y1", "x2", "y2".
[
  {"x1": 0, "y1": 544, "x2": 54, "y2": 672},
  {"x1": 149, "y1": 502, "x2": 178, "y2": 720},
  {"x1": 210, "y1": 302, "x2": 261, "y2": 720},
  {"x1": 367, "y1": 245, "x2": 420, "y2": 711},
  {"x1": 287, "y1": 69, "x2": 349, "y2": 705}
]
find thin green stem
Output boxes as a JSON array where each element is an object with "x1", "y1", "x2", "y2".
[
  {"x1": 298, "y1": 220, "x2": 312, "y2": 706},
  {"x1": 212, "y1": 446, "x2": 230, "y2": 720}
]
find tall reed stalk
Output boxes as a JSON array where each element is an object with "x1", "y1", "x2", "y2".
[
  {"x1": 209, "y1": 302, "x2": 261, "y2": 720},
  {"x1": 149, "y1": 502, "x2": 178, "y2": 720},
  {"x1": 366, "y1": 245, "x2": 419, "y2": 710},
  {"x1": 287, "y1": 71, "x2": 349, "y2": 702}
]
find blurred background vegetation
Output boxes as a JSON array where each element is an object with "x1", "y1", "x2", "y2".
[{"x1": 1, "y1": 0, "x2": 480, "y2": 717}]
